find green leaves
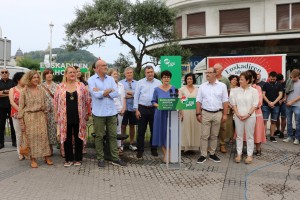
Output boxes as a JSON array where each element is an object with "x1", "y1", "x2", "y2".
[{"x1": 65, "y1": 0, "x2": 190, "y2": 74}]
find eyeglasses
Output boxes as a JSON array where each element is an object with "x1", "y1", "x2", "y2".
[
  {"x1": 128, "y1": 82, "x2": 132, "y2": 89},
  {"x1": 205, "y1": 72, "x2": 215, "y2": 74},
  {"x1": 1, "y1": 71, "x2": 8, "y2": 74},
  {"x1": 162, "y1": 76, "x2": 170, "y2": 79}
]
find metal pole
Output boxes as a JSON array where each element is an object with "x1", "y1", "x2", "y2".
[
  {"x1": 49, "y1": 22, "x2": 54, "y2": 68},
  {"x1": 4, "y1": 37, "x2": 7, "y2": 67}
]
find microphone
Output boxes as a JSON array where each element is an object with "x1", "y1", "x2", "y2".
[
  {"x1": 169, "y1": 89, "x2": 174, "y2": 97},
  {"x1": 174, "y1": 89, "x2": 179, "y2": 97}
]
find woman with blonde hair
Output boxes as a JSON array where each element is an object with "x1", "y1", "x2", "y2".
[
  {"x1": 54, "y1": 66, "x2": 90, "y2": 167},
  {"x1": 107, "y1": 68, "x2": 126, "y2": 155},
  {"x1": 18, "y1": 70, "x2": 53, "y2": 168}
]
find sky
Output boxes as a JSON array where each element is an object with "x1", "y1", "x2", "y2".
[{"x1": 0, "y1": 0, "x2": 143, "y2": 64}]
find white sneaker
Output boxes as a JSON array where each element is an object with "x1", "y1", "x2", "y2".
[
  {"x1": 283, "y1": 137, "x2": 292, "y2": 142},
  {"x1": 129, "y1": 144, "x2": 137, "y2": 151},
  {"x1": 293, "y1": 139, "x2": 299, "y2": 145}
]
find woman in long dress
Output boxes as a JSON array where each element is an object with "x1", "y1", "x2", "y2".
[
  {"x1": 248, "y1": 70, "x2": 266, "y2": 156},
  {"x1": 18, "y1": 71, "x2": 53, "y2": 168},
  {"x1": 41, "y1": 69, "x2": 58, "y2": 155},
  {"x1": 152, "y1": 70, "x2": 176, "y2": 163},
  {"x1": 179, "y1": 73, "x2": 201, "y2": 152}
]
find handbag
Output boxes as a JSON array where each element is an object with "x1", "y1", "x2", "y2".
[{"x1": 20, "y1": 130, "x2": 30, "y2": 157}]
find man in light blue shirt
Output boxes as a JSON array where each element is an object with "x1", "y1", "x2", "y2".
[
  {"x1": 133, "y1": 66, "x2": 161, "y2": 158},
  {"x1": 120, "y1": 67, "x2": 138, "y2": 151},
  {"x1": 88, "y1": 59, "x2": 127, "y2": 167}
]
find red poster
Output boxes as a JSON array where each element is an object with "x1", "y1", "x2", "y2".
[{"x1": 207, "y1": 54, "x2": 286, "y2": 82}]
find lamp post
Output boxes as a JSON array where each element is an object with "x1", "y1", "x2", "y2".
[{"x1": 49, "y1": 22, "x2": 54, "y2": 67}]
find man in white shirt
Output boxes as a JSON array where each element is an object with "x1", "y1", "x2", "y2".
[{"x1": 196, "y1": 67, "x2": 228, "y2": 163}]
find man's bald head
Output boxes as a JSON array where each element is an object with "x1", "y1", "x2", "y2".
[{"x1": 213, "y1": 63, "x2": 223, "y2": 76}]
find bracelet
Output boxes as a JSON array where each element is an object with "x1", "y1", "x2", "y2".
[
  {"x1": 196, "y1": 113, "x2": 201, "y2": 116},
  {"x1": 248, "y1": 113, "x2": 252, "y2": 116}
]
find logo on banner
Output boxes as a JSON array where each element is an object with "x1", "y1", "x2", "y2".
[{"x1": 163, "y1": 58, "x2": 175, "y2": 67}]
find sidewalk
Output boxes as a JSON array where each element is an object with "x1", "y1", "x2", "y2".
[{"x1": 0, "y1": 138, "x2": 300, "y2": 200}]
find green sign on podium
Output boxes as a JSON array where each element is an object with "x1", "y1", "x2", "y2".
[{"x1": 158, "y1": 98, "x2": 196, "y2": 110}]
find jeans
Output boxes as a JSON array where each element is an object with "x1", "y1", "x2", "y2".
[{"x1": 286, "y1": 106, "x2": 300, "y2": 139}]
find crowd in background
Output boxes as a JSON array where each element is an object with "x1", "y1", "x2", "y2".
[{"x1": 0, "y1": 60, "x2": 299, "y2": 168}]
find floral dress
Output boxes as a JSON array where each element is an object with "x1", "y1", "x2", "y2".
[{"x1": 41, "y1": 82, "x2": 58, "y2": 145}]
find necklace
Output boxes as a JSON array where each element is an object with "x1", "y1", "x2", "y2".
[{"x1": 69, "y1": 92, "x2": 74, "y2": 100}]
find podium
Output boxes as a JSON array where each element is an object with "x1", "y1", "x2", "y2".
[{"x1": 158, "y1": 97, "x2": 196, "y2": 170}]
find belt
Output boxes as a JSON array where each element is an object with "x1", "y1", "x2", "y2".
[
  {"x1": 139, "y1": 104, "x2": 154, "y2": 108},
  {"x1": 202, "y1": 109, "x2": 222, "y2": 113}
]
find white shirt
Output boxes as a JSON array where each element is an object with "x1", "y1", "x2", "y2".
[
  {"x1": 230, "y1": 86, "x2": 259, "y2": 117},
  {"x1": 196, "y1": 80, "x2": 228, "y2": 111},
  {"x1": 114, "y1": 82, "x2": 125, "y2": 112}
]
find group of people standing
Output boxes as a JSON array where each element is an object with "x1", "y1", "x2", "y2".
[{"x1": 1, "y1": 60, "x2": 299, "y2": 168}]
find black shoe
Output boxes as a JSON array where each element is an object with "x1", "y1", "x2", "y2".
[
  {"x1": 112, "y1": 159, "x2": 127, "y2": 167},
  {"x1": 197, "y1": 156, "x2": 206, "y2": 164},
  {"x1": 151, "y1": 149, "x2": 158, "y2": 157},
  {"x1": 136, "y1": 152, "x2": 143, "y2": 159},
  {"x1": 278, "y1": 131, "x2": 284, "y2": 138},
  {"x1": 209, "y1": 154, "x2": 221, "y2": 163},
  {"x1": 274, "y1": 130, "x2": 280, "y2": 136},
  {"x1": 12, "y1": 142, "x2": 17, "y2": 147},
  {"x1": 98, "y1": 160, "x2": 105, "y2": 168},
  {"x1": 255, "y1": 150, "x2": 262, "y2": 156},
  {"x1": 0, "y1": 144, "x2": 4, "y2": 149},
  {"x1": 270, "y1": 136, "x2": 277, "y2": 143}
]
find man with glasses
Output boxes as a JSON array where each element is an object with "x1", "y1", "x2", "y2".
[
  {"x1": 0, "y1": 68, "x2": 16, "y2": 149},
  {"x1": 196, "y1": 67, "x2": 228, "y2": 164},
  {"x1": 120, "y1": 67, "x2": 137, "y2": 151},
  {"x1": 134, "y1": 66, "x2": 161, "y2": 158}
]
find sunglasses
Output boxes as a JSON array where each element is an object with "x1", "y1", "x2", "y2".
[
  {"x1": 128, "y1": 82, "x2": 132, "y2": 89},
  {"x1": 1, "y1": 71, "x2": 8, "y2": 74}
]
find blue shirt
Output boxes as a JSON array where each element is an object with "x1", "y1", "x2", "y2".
[
  {"x1": 120, "y1": 79, "x2": 137, "y2": 111},
  {"x1": 133, "y1": 78, "x2": 161, "y2": 109},
  {"x1": 88, "y1": 74, "x2": 119, "y2": 117}
]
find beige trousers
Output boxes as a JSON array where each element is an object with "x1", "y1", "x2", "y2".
[{"x1": 200, "y1": 110, "x2": 222, "y2": 157}]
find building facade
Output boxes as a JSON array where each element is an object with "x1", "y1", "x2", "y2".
[{"x1": 148, "y1": 0, "x2": 300, "y2": 71}]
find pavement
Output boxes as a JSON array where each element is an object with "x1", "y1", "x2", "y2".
[{"x1": 0, "y1": 135, "x2": 300, "y2": 200}]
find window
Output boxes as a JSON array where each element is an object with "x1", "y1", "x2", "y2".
[
  {"x1": 277, "y1": 3, "x2": 300, "y2": 30},
  {"x1": 187, "y1": 12, "x2": 206, "y2": 37},
  {"x1": 175, "y1": 17, "x2": 182, "y2": 39},
  {"x1": 220, "y1": 8, "x2": 250, "y2": 34}
]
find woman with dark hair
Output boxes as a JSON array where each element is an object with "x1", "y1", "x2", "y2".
[
  {"x1": 41, "y1": 68, "x2": 58, "y2": 156},
  {"x1": 228, "y1": 75, "x2": 239, "y2": 88},
  {"x1": 179, "y1": 73, "x2": 201, "y2": 152},
  {"x1": 152, "y1": 70, "x2": 176, "y2": 163},
  {"x1": 226, "y1": 75, "x2": 240, "y2": 142},
  {"x1": 74, "y1": 66, "x2": 88, "y2": 86},
  {"x1": 9, "y1": 72, "x2": 25, "y2": 160},
  {"x1": 18, "y1": 71, "x2": 53, "y2": 168},
  {"x1": 247, "y1": 70, "x2": 266, "y2": 156},
  {"x1": 230, "y1": 71, "x2": 258, "y2": 164}
]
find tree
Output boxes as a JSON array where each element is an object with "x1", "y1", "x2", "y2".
[
  {"x1": 113, "y1": 53, "x2": 133, "y2": 79},
  {"x1": 65, "y1": 0, "x2": 191, "y2": 74},
  {"x1": 17, "y1": 57, "x2": 40, "y2": 70}
]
